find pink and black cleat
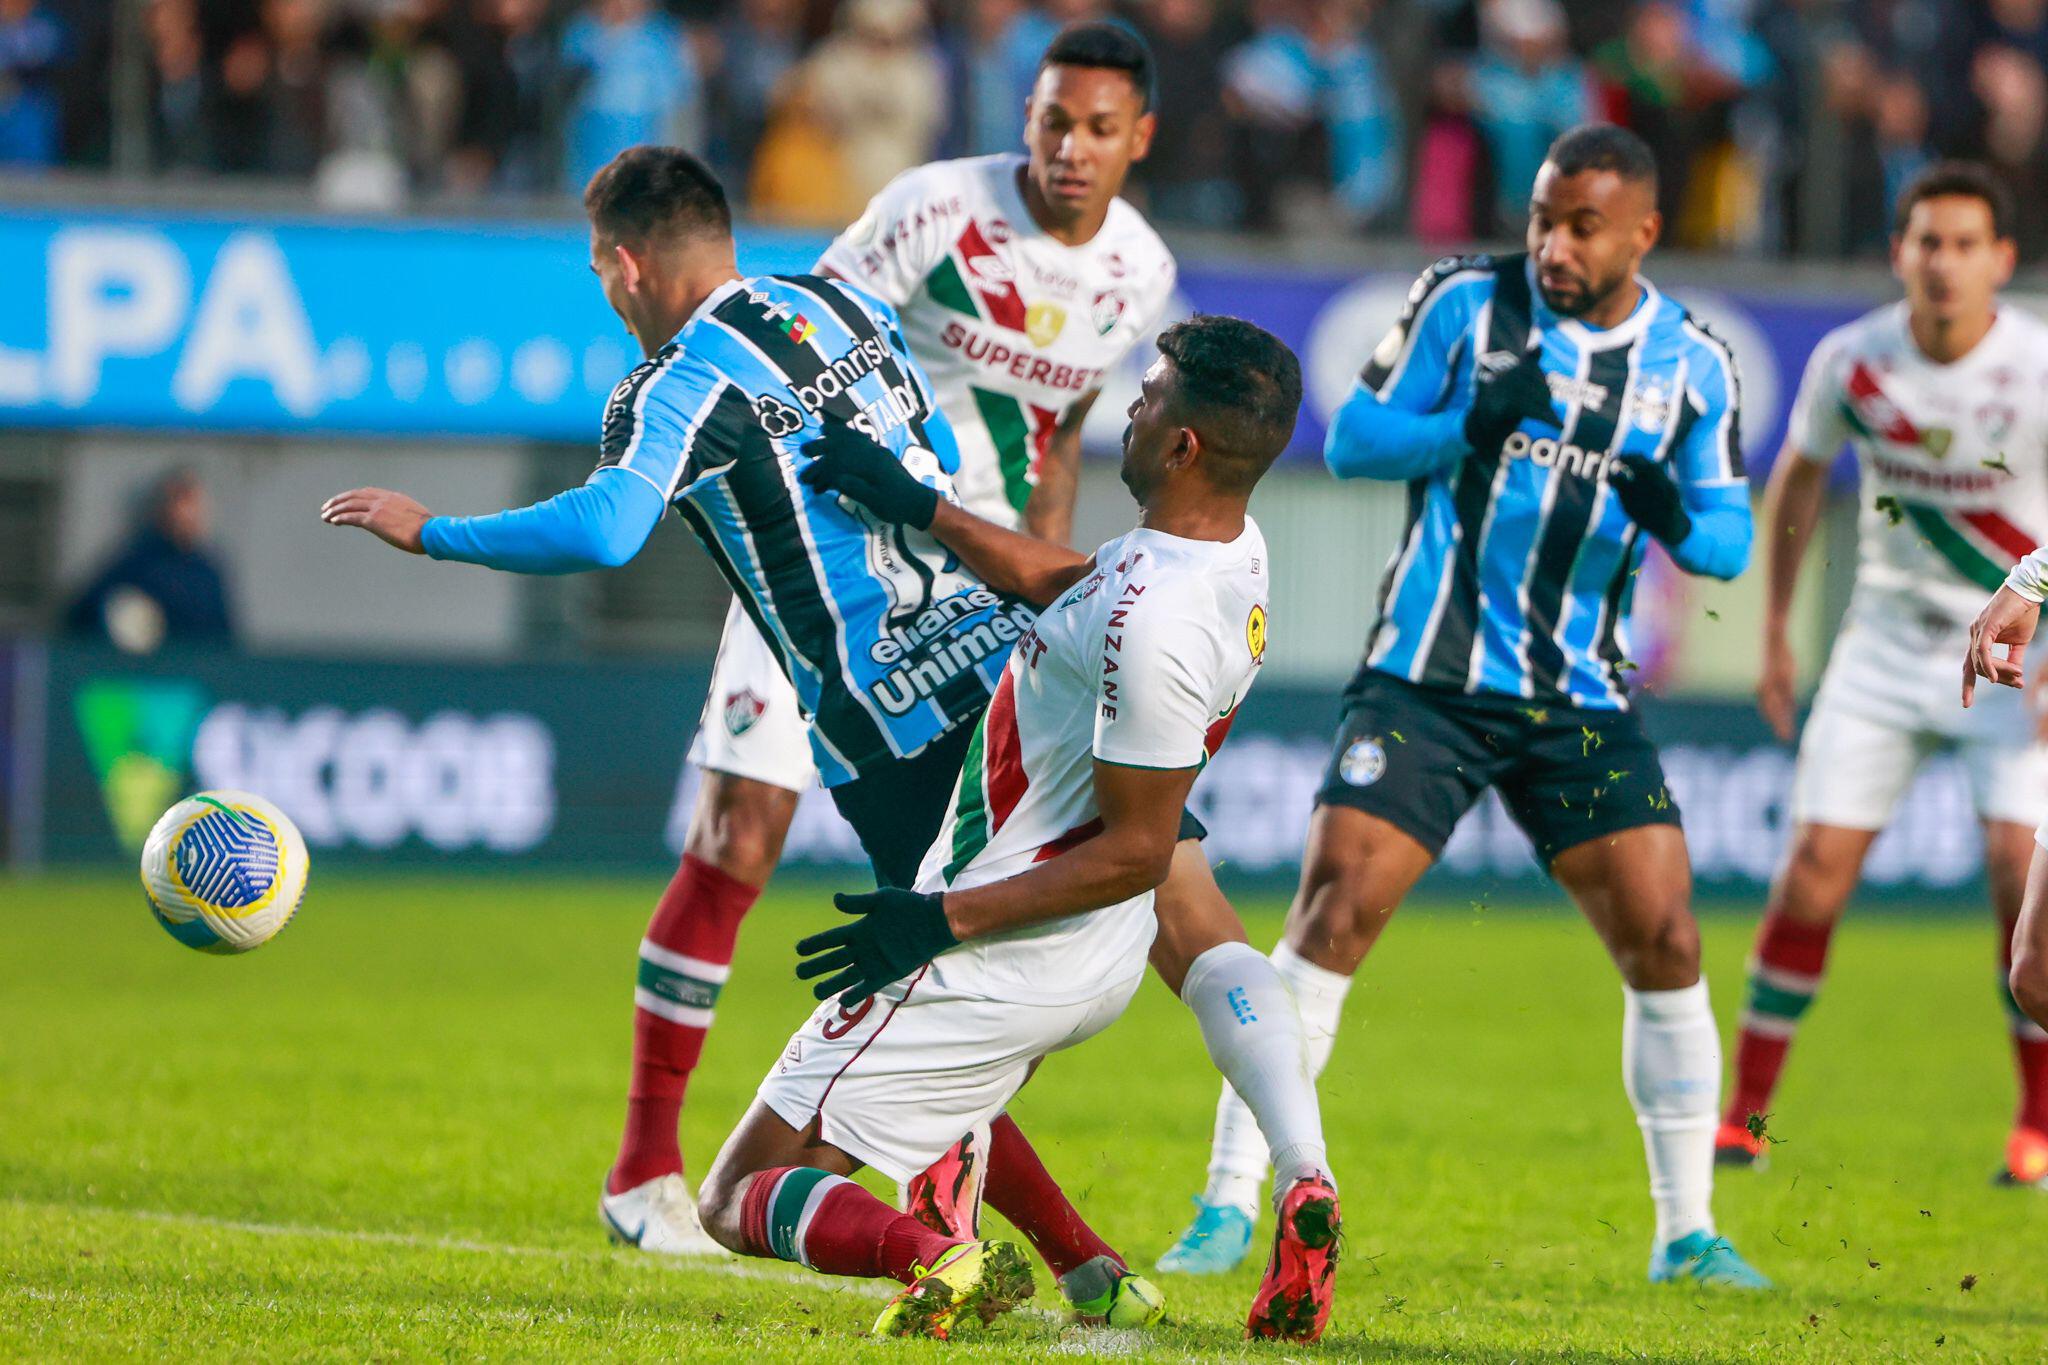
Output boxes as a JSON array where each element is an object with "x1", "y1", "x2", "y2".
[
  {"x1": 1245, "y1": 1174, "x2": 1341, "y2": 1343},
  {"x1": 902, "y1": 1120, "x2": 989, "y2": 1239}
]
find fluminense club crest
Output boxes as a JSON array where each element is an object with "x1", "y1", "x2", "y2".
[
  {"x1": 1092, "y1": 289, "x2": 1127, "y2": 336},
  {"x1": 723, "y1": 689, "x2": 767, "y2": 736}
]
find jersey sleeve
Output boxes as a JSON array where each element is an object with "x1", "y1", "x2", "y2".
[
  {"x1": 1091, "y1": 582, "x2": 1232, "y2": 771},
  {"x1": 1358, "y1": 256, "x2": 1490, "y2": 413},
  {"x1": 1673, "y1": 320, "x2": 1746, "y2": 488},
  {"x1": 1784, "y1": 328, "x2": 1852, "y2": 464},
  {"x1": 814, "y1": 164, "x2": 958, "y2": 309},
  {"x1": 593, "y1": 345, "x2": 732, "y2": 500}
]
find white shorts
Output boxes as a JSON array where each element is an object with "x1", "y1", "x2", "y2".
[
  {"x1": 686, "y1": 599, "x2": 817, "y2": 793},
  {"x1": 756, "y1": 960, "x2": 1143, "y2": 1182},
  {"x1": 1791, "y1": 615, "x2": 2048, "y2": 829}
]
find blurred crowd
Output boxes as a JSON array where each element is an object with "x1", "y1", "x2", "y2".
[{"x1": 10, "y1": 0, "x2": 2048, "y2": 257}]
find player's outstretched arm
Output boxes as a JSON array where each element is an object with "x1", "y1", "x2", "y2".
[
  {"x1": 799, "y1": 416, "x2": 1092, "y2": 605},
  {"x1": 321, "y1": 467, "x2": 666, "y2": 574},
  {"x1": 793, "y1": 760, "x2": 1197, "y2": 1001}
]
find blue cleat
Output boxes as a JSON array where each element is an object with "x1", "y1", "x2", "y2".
[
  {"x1": 1155, "y1": 1199, "x2": 1255, "y2": 1276},
  {"x1": 1648, "y1": 1231, "x2": 1773, "y2": 1289}
]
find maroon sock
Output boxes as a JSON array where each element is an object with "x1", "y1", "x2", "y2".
[
  {"x1": 1723, "y1": 911, "x2": 1834, "y2": 1130},
  {"x1": 739, "y1": 1166, "x2": 958, "y2": 1284},
  {"x1": 2001, "y1": 914, "x2": 2048, "y2": 1133},
  {"x1": 609, "y1": 854, "x2": 760, "y2": 1194},
  {"x1": 980, "y1": 1113, "x2": 1120, "y2": 1278}
]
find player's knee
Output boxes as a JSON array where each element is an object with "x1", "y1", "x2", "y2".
[
  {"x1": 1613, "y1": 903, "x2": 1700, "y2": 988},
  {"x1": 686, "y1": 788, "x2": 791, "y2": 885},
  {"x1": 1291, "y1": 849, "x2": 1398, "y2": 968},
  {"x1": 1771, "y1": 833, "x2": 1860, "y2": 923},
  {"x1": 692, "y1": 1164, "x2": 748, "y2": 1252}
]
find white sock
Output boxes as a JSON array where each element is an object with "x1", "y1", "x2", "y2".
[
  {"x1": 1184, "y1": 942, "x2": 1335, "y2": 1217},
  {"x1": 1200, "y1": 943, "x2": 1352, "y2": 1217},
  {"x1": 1623, "y1": 979, "x2": 1720, "y2": 1247}
]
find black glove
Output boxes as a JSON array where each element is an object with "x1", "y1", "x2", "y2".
[
  {"x1": 794, "y1": 887, "x2": 959, "y2": 1002},
  {"x1": 796, "y1": 414, "x2": 939, "y2": 530},
  {"x1": 1462, "y1": 344, "x2": 1559, "y2": 456},
  {"x1": 1607, "y1": 453, "x2": 1693, "y2": 547}
]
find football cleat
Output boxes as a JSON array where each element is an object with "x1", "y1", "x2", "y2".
[
  {"x1": 1245, "y1": 1176, "x2": 1341, "y2": 1342},
  {"x1": 1060, "y1": 1254, "x2": 1167, "y2": 1328},
  {"x1": 1714, "y1": 1122, "x2": 1768, "y2": 1169},
  {"x1": 1993, "y1": 1126, "x2": 2048, "y2": 1189},
  {"x1": 1648, "y1": 1231, "x2": 1772, "y2": 1289},
  {"x1": 872, "y1": 1239, "x2": 1035, "y2": 1339},
  {"x1": 599, "y1": 1172, "x2": 729, "y2": 1257},
  {"x1": 1155, "y1": 1198, "x2": 1256, "y2": 1275},
  {"x1": 902, "y1": 1121, "x2": 989, "y2": 1238}
]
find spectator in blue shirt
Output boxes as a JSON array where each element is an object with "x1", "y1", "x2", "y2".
[
  {"x1": 1466, "y1": 0, "x2": 1591, "y2": 227},
  {"x1": 561, "y1": 0, "x2": 700, "y2": 189},
  {"x1": 0, "y1": 0, "x2": 66, "y2": 168}
]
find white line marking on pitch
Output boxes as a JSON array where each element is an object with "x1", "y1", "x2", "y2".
[{"x1": 3, "y1": 1198, "x2": 886, "y2": 1299}]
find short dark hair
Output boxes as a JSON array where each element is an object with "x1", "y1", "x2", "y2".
[
  {"x1": 1544, "y1": 123, "x2": 1659, "y2": 192},
  {"x1": 1156, "y1": 315, "x2": 1302, "y2": 491},
  {"x1": 583, "y1": 145, "x2": 732, "y2": 245},
  {"x1": 1894, "y1": 160, "x2": 2014, "y2": 239},
  {"x1": 1039, "y1": 21, "x2": 1154, "y2": 112}
]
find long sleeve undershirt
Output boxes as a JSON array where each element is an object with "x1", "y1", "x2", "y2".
[{"x1": 418, "y1": 466, "x2": 668, "y2": 574}]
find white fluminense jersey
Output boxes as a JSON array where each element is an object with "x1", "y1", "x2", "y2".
[
  {"x1": 914, "y1": 522, "x2": 1270, "y2": 1005},
  {"x1": 1790, "y1": 302, "x2": 2048, "y2": 629},
  {"x1": 817, "y1": 154, "x2": 1177, "y2": 527}
]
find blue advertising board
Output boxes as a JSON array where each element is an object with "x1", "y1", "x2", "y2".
[{"x1": 0, "y1": 206, "x2": 1875, "y2": 472}]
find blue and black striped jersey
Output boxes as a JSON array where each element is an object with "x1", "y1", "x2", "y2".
[
  {"x1": 597, "y1": 273, "x2": 1031, "y2": 786},
  {"x1": 1352, "y1": 253, "x2": 1747, "y2": 709}
]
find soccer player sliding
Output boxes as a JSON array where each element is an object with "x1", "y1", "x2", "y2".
[
  {"x1": 320, "y1": 145, "x2": 1338, "y2": 1339},
  {"x1": 1723, "y1": 162, "x2": 2048, "y2": 1190},
  {"x1": 1160, "y1": 124, "x2": 1772, "y2": 1290},
  {"x1": 693, "y1": 317, "x2": 1329, "y2": 1339}
]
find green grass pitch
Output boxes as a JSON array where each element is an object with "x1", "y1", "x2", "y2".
[{"x1": 3, "y1": 871, "x2": 2043, "y2": 1361}]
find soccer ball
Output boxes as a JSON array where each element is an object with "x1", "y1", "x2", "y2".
[{"x1": 140, "y1": 791, "x2": 309, "y2": 954}]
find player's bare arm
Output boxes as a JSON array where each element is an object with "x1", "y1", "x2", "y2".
[
  {"x1": 1757, "y1": 445, "x2": 1828, "y2": 740},
  {"x1": 1022, "y1": 392, "x2": 1098, "y2": 547},
  {"x1": 926, "y1": 499, "x2": 1094, "y2": 606},
  {"x1": 800, "y1": 418, "x2": 1093, "y2": 606},
  {"x1": 320, "y1": 487, "x2": 431, "y2": 554},
  {"x1": 795, "y1": 756, "x2": 1198, "y2": 1003}
]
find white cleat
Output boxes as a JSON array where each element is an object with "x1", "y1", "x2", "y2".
[{"x1": 599, "y1": 1173, "x2": 730, "y2": 1257}]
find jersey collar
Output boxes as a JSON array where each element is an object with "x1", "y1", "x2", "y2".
[{"x1": 1529, "y1": 260, "x2": 1661, "y2": 352}]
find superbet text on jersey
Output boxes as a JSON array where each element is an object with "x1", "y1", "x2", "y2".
[{"x1": 818, "y1": 154, "x2": 1177, "y2": 526}]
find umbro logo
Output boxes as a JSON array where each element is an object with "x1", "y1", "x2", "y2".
[
  {"x1": 755, "y1": 395, "x2": 804, "y2": 438},
  {"x1": 1477, "y1": 349, "x2": 1519, "y2": 376}
]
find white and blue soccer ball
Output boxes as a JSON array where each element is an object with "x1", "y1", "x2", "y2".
[{"x1": 140, "y1": 791, "x2": 309, "y2": 954}]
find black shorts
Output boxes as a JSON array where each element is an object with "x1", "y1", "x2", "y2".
[
  {"x1": 829, "y1": 720, "x2": 1207, "y2": 889},
  {"x1": 1315, "y1": 671, "x2": 1680, "y2": 868}
]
